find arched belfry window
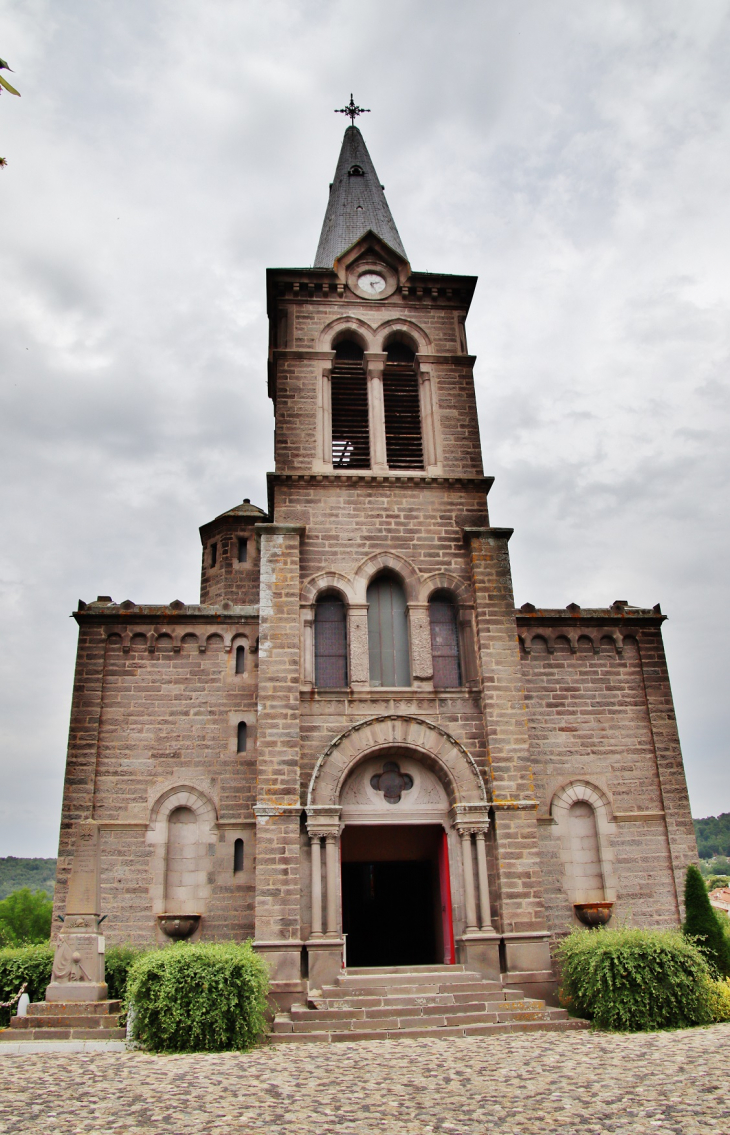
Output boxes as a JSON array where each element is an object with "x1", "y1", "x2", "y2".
[
  {"x1": 331, "y1": 339, "x2": 370, "y2": 469},
  {"x1": 383, "y1": 340, "x2": 423, "y2": 470},
  {"x1": 367, "y1": 573, "x2": 410, "y2": 687},
  {"x1": 429, "y1": 591, "x2": 462, "y2": 688},
  {"x1": 314, "y1": 593, "x2": 348, "y2": 688}
]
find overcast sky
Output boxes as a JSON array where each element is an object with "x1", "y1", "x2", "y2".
[{"x1": 1, "y1": 0, "x2": 728, "y2": 856}]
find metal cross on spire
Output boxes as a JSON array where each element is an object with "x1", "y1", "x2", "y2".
[{"x1": 335, "y1": 94, "x2": 370, "y2": 126}]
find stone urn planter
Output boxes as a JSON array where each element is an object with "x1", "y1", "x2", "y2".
[
  {"x1": 157, "y1": 914, "x2": 201, "y2": 941},
  {"x1": 574, "y1": 901, "x2": 614, "y2": 927}
]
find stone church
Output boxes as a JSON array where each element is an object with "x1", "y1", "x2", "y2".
[{"x1": 53, "y1": 123, "x2": 697, "y2": 1022}]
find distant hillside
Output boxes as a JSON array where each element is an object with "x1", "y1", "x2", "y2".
[
  {"x1": 0, "y1": 857, "x2": 57, "y2": 900},
  {"x1": 694, "y1": 814, "x2": 730, "y2": 860}
]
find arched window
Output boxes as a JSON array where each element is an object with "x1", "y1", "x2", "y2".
[
  {"x1": 429, "y1": 591, "x2": 461, "y2": 688},
  {"x1": 314, "y1": 593, "x2": 348, "y2": 688},
  {"x1": 235, "y1": 645, "x2": 245, "y2": 674},
  {"x1": 233, "y1": 837, "x2": 244, "y2": 875},
  {"x1": 367, "y1": 573, "x2": 410, "y2": 687},
  {"x1": 237, "y1": 722, "x2": 247, "y2": 753},
  {"x1": 383, "y1": 340, "x2": 423, "y2": 469},
  {"x1": 331, "y1": 339, "x2": 369, "y2": 468}
]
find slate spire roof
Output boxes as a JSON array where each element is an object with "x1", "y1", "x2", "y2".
[{"x1": 314, "y1": 126, "x2": 408, "y2": 268}]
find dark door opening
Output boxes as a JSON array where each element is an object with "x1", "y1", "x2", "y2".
[{"x1": 341, "y1": 824, "x2": 447, "y2": 967}]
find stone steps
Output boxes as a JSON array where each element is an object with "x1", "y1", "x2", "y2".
[
  {"x1": 0, "y1": 1000, "x2": 124, "y2": 1045},
  {"x1": 271, "y1": 965, "x2": 587, "y2": 1045}
]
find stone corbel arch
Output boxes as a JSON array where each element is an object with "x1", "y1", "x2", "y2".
[
  {"x1": 307, "y1": 715, "x2": 489, "y2": 810},
  {"x1": 316, "y1": 315, "x2": 377, "y2": 352},
  {"x1": 418, "y1": 572, "x2": 471, "y2": 604},
  {"x1": 374, "y1": 318, "x2": 433, "y2": 354},
  {"x1": 301, "y1": 571, "x2": 356, "y2": 606},
  {"x1": 352, "y1": 551, "x2": 421, "y2": 604}
]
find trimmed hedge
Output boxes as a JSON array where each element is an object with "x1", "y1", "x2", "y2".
[
  {"x1": 105, "y1": 945, "x2": 144, "y2": 1003},
  {"x1": 0, "y1": 944, "x2": 53, "y2": 1026},
  {"x1": 557, "y1": 927, "x2": 715, "y2": 1031},
  {"x1": 127, "y1": 941, "x2": 269, "y2": 1053}
]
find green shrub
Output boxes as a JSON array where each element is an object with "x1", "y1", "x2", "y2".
[
  {"x1": 708, "y1": 978, "x2": 730, "y2": 1022},
  {"x1": 0, "y1": 944, "x2": 53, "y2": 1026},
  {"x1": 683, "y1": 864, "x2": 730, "y2": 977},
  {"x1": 105, "y1": 944, "x2": 144, "y2": 1003},
  {"x1": 127, "y1": 940, "x2": 269, "y2": 1053},
  {"x1": 0, "y1": 888, "x2": 53, "y2": 945},
  {"x1": 557, "y1": 926, "x2": 714, "y2": 1031}
]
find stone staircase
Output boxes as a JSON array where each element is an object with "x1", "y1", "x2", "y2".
[
  {"x1": 0, "y1": 1000, "x2": 125, "y2": 1042},
  {"x1": 272, "y1": 964, "x2": 587, "y2": 1044}
]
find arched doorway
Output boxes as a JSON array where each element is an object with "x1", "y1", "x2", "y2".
[
  {"x1": 305, "y1": 715, "x2": 495, "y2": 989},
  {"x1": 339, "y1": 753, "x2": 454, "y2": 967}
]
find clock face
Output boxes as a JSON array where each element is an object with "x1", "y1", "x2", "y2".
[{"x1": 358, "y1": 271, "x2": 386, "y2": 295}]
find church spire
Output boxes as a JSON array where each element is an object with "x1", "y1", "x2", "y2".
[{"x1": 314, "y1": 126, "x2": 408, "y2": 268}]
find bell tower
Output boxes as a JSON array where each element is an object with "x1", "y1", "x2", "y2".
[{"x1": 255, "y1": 121, "x2": 554, "y2": 999}]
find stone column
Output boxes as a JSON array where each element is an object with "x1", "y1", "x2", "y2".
[
  {"x1": 365, "y1": 352, "x2": 388, "y2": 472},
  {"x1": 253, "y1": 523, "x2": 306, "y2": 1006},
  {"x1": 348, "y1": 604, "x2": 370, "y2": 689},
  {"x1": 407, "y1": 603, "x2": 433, "y2": 688},
  {"x1": 310, "y1": 835, "x2": 323, "y2": 937},
  {"x1": 305, "y1": 809, "x2": 344, "y2": 990},
  {"x1": 459, "y1": 830, "x2": 479, "y2": 933},
  {"x1": 325, "y1": 833, "x2": 339, "y2": 936},
  {"x1": 475, "y1": 830, "x2": 494, "y2": 931},
  {"x1": 463, "y1": 526, "x2": 552, "y2": 985}
]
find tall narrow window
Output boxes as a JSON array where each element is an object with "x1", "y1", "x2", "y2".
[
  {"x1": 233, "y1": 837, "x2": 244, "y2": 875},
  {"x1": 331, "y1": 340, "x2": 370, "y2": 468},
  {"x1": 210, "y1": 542, "x2": 218, "y2": 567},
  {"x1": 237, "y1": 722, "x2": 247, "y2": 753},
  {"x1": 315, "y1": 594, "x2": 347, "y2": 688},
  {"x1": 430, "y1": 591, "x2": 462, "y2": 688},
  {"x1": 367, "y1": 574, "x2": 410, "y2": 687},
  {"x1": 383, "y1": 341, "x2": 423, "y2": 469},
  {"x1": 235, "y1": 646, "x2": 245, "y2": 674},
  {"x1": 237, "y1": 537, "x2": 248, "y2": 563}
]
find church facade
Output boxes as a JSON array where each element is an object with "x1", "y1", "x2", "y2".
[{"x1": 53, "y1": 125, "x2": 698, "y2": 1008}]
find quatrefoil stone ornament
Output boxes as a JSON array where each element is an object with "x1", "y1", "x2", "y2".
[{"x1": 370, "y1": 761, "x2": 413, "y2": 804}]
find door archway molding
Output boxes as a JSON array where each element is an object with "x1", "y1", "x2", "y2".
[{"x1": 306, "y1": 714, "x2": 488, "y2": 812}]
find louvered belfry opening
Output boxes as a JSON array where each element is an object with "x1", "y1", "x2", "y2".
[
  {"x1": 331, "y1": 339, "x2": 370, "y2": 468},
  {"x1": 429, "y1": 591, "x2": 462, "y2": 689},
  {"x1": 383, "y1": 340, "x2": 424, "y2": 470}
]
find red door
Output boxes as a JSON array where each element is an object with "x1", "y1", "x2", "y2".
[{"x1": 438, "y1": 830, "x2": 456, "y2": 964}]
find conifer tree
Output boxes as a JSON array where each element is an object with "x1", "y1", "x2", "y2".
[{"x1": 683, "y1": 863, "x2": 730, "y2": 977}]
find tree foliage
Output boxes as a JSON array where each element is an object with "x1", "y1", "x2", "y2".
[
  {"x1": 557, "y1": 926, "x2": 715, "y2": 1031},
  {"x1": 0, "y1": 858, "x2": 56, "y2": 901},
  {"x1": 127, "y1": 940, "x2": 269, "y2": 1053},
  {"x1": 0, "y1": 888, "x2": 53, "y2": 946},
  {"x1": 683, "y1": 864, "x2": 730, "y2": 977},
  {"x1": 694, "y1": 813, "x2": 730, "y2": 859}
]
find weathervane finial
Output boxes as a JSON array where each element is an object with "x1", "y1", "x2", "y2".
[{"x1": 335, "y1": 93, "x2": 370, "y2": 126}]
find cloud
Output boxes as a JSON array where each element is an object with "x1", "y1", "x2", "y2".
[{"x1": 0, "y1": 0, "x2": 728, "y2": 852}]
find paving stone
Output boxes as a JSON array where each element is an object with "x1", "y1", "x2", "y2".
[{"x1": 0, "y1": 1022, "x2": 728, "y2": 1133}]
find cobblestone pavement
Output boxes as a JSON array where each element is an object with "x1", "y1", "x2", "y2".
[{"x1": 1, "y1": 1024, "x2": 729, "y2": 1134}]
